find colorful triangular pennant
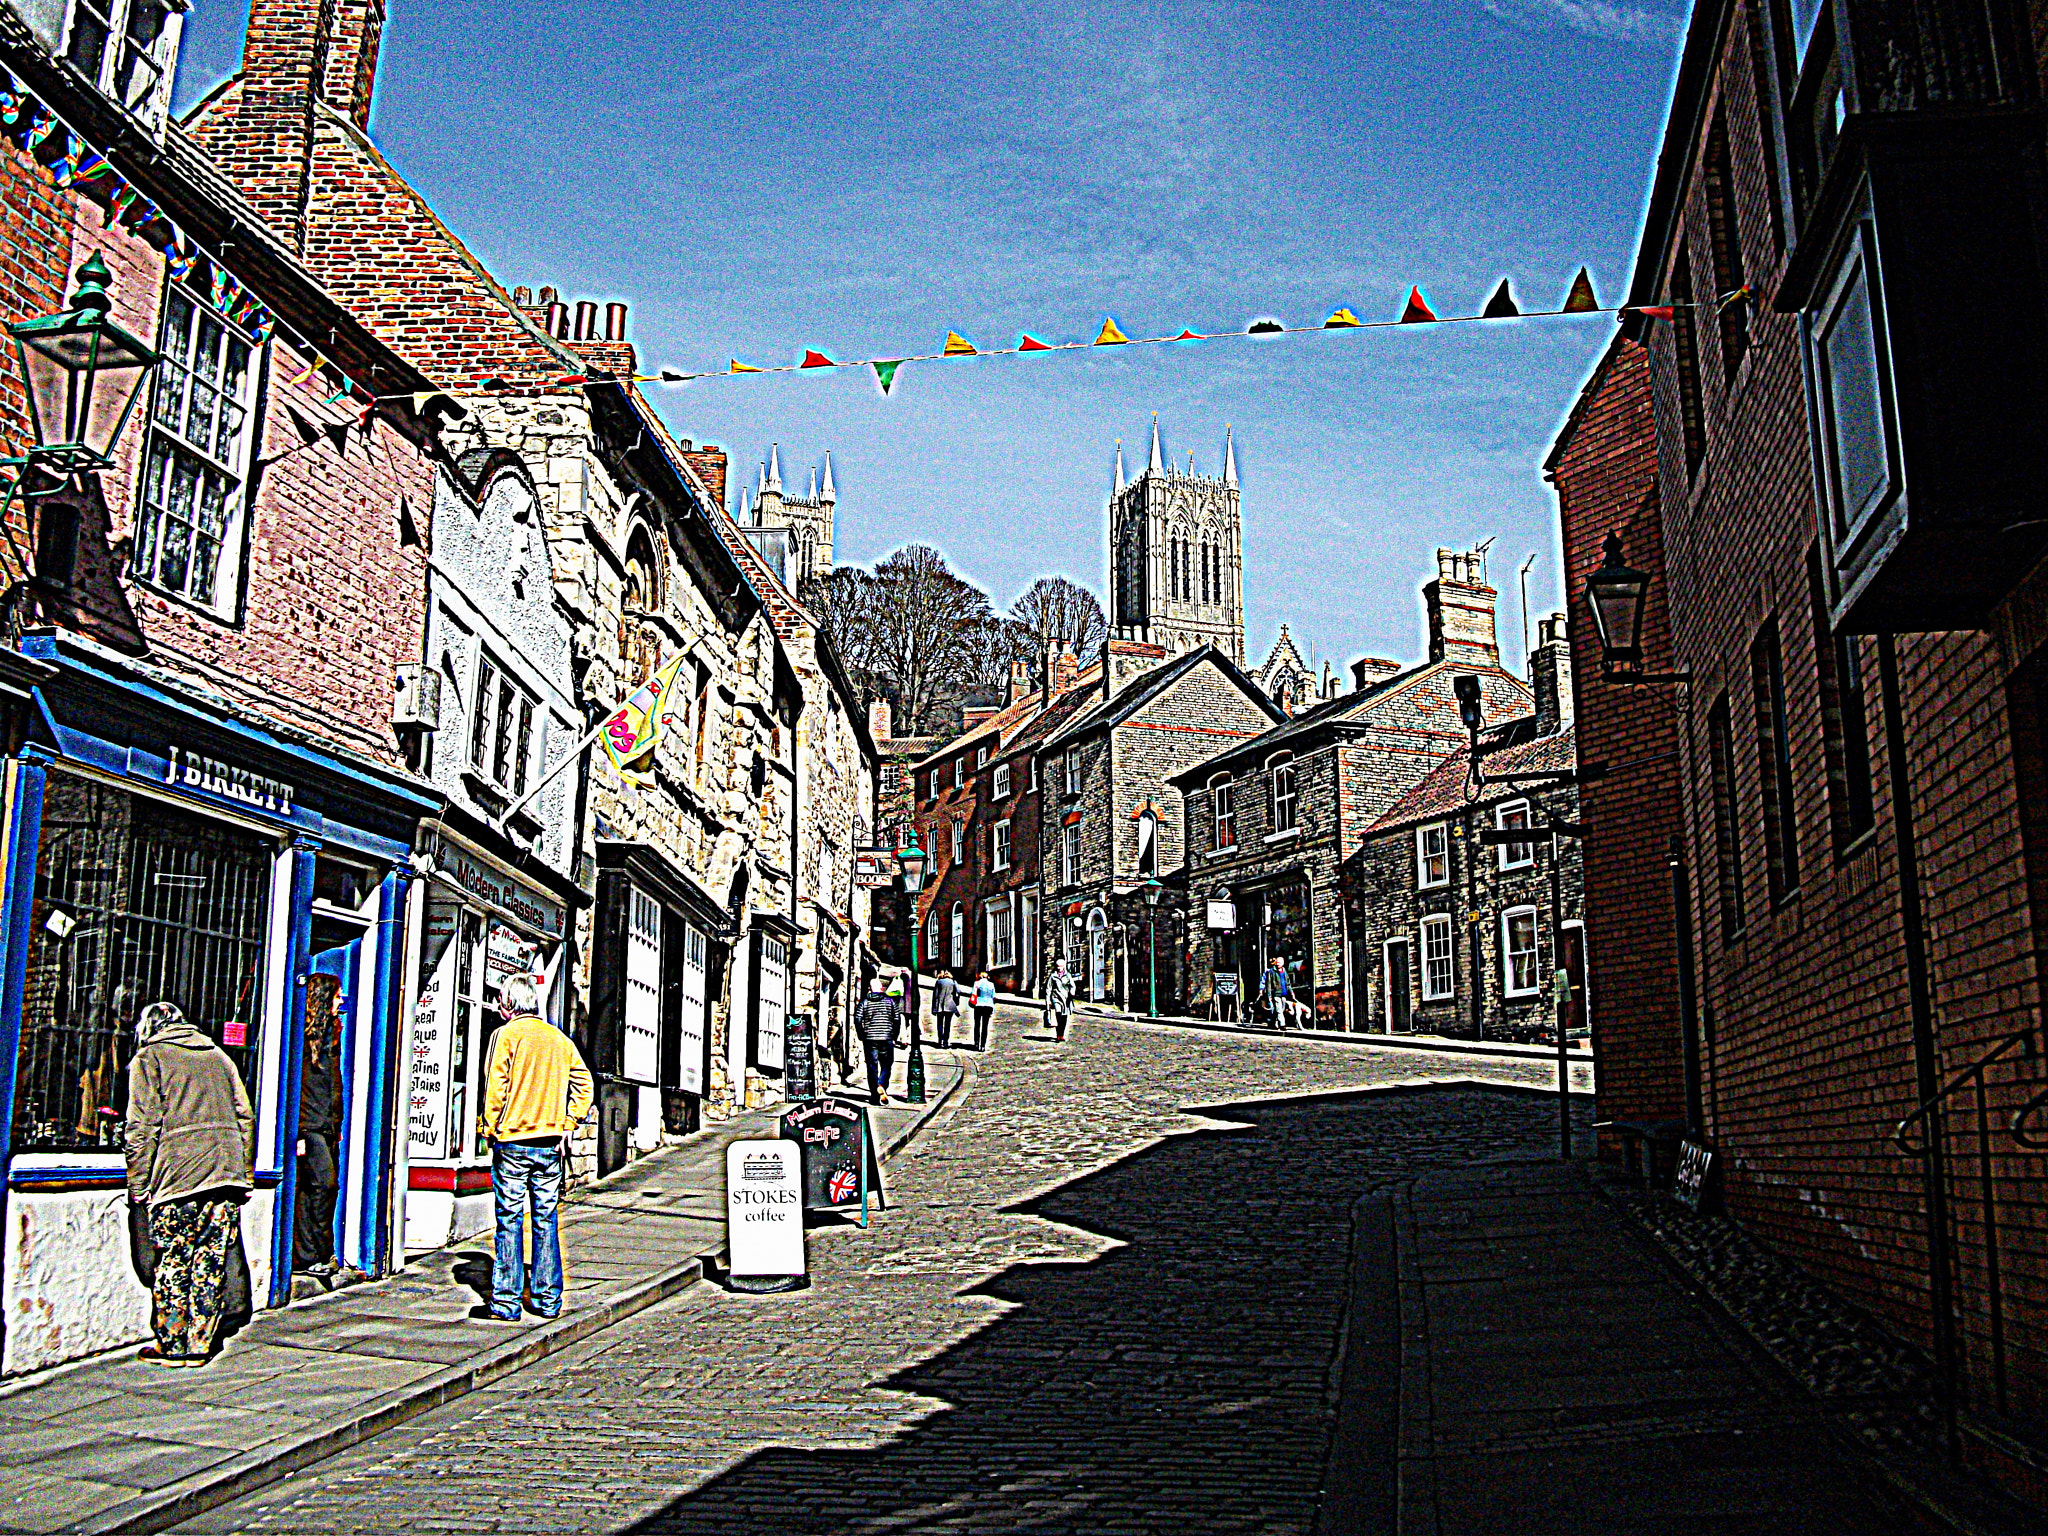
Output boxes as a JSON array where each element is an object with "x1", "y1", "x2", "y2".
[
  {"x1": 1324, "y1": 307, "x2": 1361, "y2": 329},
  {"x1": 1634, "y1": 305, "x2": 1676, "y2": 321},
  {"x1": 800, "y1": 348, "x2": 834, "y2": 369},
  {"x1": 1482, "y1": 280, "x2": 1520, "y2": 319},
  {"x1": 729, "y1": 358, "x2": 761, "y2": 373},
  {"x1": 1561, "y1": 268, "x2": 1599, "y2": 313},
  {"x1": 872, "y1": 359, "x2": 903, "y2": 394},
  {"x1": 1018, "y1": 334, "x2": 1051, "y2": 351},
  {"x1": 1173, "y1": 330, "x2": 1202, "y2": 340},
  {"x1": 944, "y1": 331, "x2": 977, "y2": 356},
  {"x1": 1400, "y1": 287, "x2": 1437, "y2": 324},
  {"x1": 1248, "y1": 319, "x2": 1284, "y2": 335},
  {"x1": 1095, "y1": 317, "x2": 1129, "y2": 345}
]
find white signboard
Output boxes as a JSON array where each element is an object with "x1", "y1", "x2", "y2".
[
  {"x1": 1206, "y1": 900, "x2": 1237, "y2": 931},
  {"x1": 726, "y1": 1140, "x2": 805, "y2": 1280},
  {"x1": 406, "y1": 905, "x2": 460, "y2": 1160}
]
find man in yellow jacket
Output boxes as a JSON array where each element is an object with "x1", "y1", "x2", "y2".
[{"x1": 479, "y1": 975, "x2": 592, "y2": 1321}]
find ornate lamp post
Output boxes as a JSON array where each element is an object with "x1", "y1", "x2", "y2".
[
  {"x1": 898, "y1": 831, "x2": 927, "y2": 1104},
  {"x1": 1142, "y1": 878, "x2": 1163, "y2": 1018}
]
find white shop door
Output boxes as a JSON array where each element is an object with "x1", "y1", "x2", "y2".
[
  {"x1": 678, "y1": 925, "x2": 708, "y2": 1094},
  {"x1": 756, "y1": 935, "x2": 788, "y2": 1070},
  {"x1": 623, "y1": 887, "x2": 661, "y2": 1085}
]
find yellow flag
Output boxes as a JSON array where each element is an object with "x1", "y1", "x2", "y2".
[
  {"x1": 600, "y1": 654, "x2": 688, "y2": 771},
  {"x1": 944, "y1": 331, "x2": 978, "y2": 356},
  {"x1": 1095, "y1": 316, "x2": 1129, "y2": 345},
  {"x1": 1324, "y1": 308, "x2": 1361, "y2": 328},
  {"x1": 729, "y1": 358, "x2": 762, "y2": 373}
]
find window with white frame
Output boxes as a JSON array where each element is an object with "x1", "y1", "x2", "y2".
[
  {"x1": 1065, "y1": 746, "x2": 1081, "y2": 795},
  {"x1": 993, "y1": 762, "x2": 1012, "y2": 799},
  {"x1": 993, "y1": 818, "x2": 1011, "y2": 870},
  {"x1": 62, "y1": 0, "x2": 184, "y2": 127},
  {"x1": 951, "y1": 815, "x2": 965, "y2": 862},
  {"x1": 1269, "y1": 753, "x2": 1298, "y2": 833},
  {"x1": 1496, "y1": 801, "x2": 1534, "y2": 869},
  {"x1": 468, "y1": 651, "x2": 536, "y2": 797},
  {"x1": 1417, "y1": 824, "x2": 1450, "y2": 888},
  {"x1": 1501, "y1": 907, "x2": 1541, "y2": 996},
  {"x1": 1212, "y1": 774, "x2": 1235, "y2": 849},
  {"x1": 930, "y1": 768, "x2": 942, "y2": 800},
  {"x1": 1061, "y1": 821, "x2": 1081, "y2": 886},
  {"x1": 954, "y1": 757, "x2": 965, "y2": 790},
  {"x1": 928, "y1": 906, "x2": 941, "y2": 957},
  {"x1": 135, "y1": 270, "x2": 263, "y2": 614},
  {"x1": 1421, "y1": 915, "x2": 1455, "y2": 1000},
  {"x1": 976, "y1": 746, "x2": 988, "y2": 769},
  {"x1": 1030, "y1": 757, "x2": 1039, "y2": 792},
  {"x1": 987, "y1": 900, "x2": 1015, "y2": 968}
]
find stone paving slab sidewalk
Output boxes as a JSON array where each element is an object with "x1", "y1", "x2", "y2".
[
  {"x1": 1369, "y1": 1160, "x2": 1913, "y2": 1536},
  {"x1": 0, "y1": 1054, "x2": 965, "y2": 1536}
]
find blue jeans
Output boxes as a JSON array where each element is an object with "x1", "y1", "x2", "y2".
[{"x1": 491, "y1": 1140, "x2": 564, "y2": 1317}]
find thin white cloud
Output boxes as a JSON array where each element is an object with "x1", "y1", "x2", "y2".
[{"x1": 1480, "y1": 0, "x2": 1682, "y2": 45}]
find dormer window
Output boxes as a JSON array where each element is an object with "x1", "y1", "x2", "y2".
[{"x1": 60, "y1": 0, "x2": 184, "y2": 131}]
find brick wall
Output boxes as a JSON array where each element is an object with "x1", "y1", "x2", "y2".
[{"x1": 1551, "y1": 338, "x2": 1689, "y2": 1139}]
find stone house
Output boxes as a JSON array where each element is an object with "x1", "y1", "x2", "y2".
[
  {"x1": 1171, "y1": 550, "x2": 1534, "y2": 1028},
  {"x1": 1345, "y1": 700, "x2": 1581, "y2": 1044},
  {"x1": 181, "y1": 0, "x2": 804, "y2": 1183},
  {"x1": 0, "y1": 2, "x2": 459, "y2": 1366},
  {"x1": 1037, "y1": 645, "x2": 1284, "y2": 1007}
]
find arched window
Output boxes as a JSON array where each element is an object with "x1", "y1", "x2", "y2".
[
  {"x1": 624, "y1": 526, "x2": 662, "y2": 613},
  {"x1": 1268, "y1": 752, "x2": 1298, "y2": 833}
]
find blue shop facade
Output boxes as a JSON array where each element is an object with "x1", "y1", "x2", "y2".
[{"x1": 0, "y1": 631, "x2": 437, "y2": 1374}]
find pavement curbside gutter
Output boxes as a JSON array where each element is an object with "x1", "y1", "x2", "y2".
[{"x1": 59, "y1": 1056, "x2": 972, "y2": 1536}]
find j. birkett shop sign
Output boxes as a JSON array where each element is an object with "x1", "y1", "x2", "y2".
[{"x1": 162, "y1": 743, "x2": 296, "y2": 816}]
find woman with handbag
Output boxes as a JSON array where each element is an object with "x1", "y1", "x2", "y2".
[{"x1": 125, "y1": 1001, "x2": 254, "y2": 1366}]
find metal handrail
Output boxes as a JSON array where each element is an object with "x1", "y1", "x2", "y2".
[
  {"x1": 2014, "y1": 1085, "x2": 2048, "y2": 1150},
  {"x1": 1892, "y1": 1025, "x2": 2039, "y2": 1156}
]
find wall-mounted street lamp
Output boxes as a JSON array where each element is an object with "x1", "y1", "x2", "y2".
[
  {"x1": 6, "y1": 253, "x2": 157, "y2": 491},
  {"x1": 1585, "y1": 533, "x2": 1690, "y2": 685}
]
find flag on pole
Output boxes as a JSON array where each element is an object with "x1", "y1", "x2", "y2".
[{"x1": 600, "y1": 654, "x2": 688, "y2": 770}]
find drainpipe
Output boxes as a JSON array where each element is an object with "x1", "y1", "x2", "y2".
[{"x1": 1877, "y1": 633, "x2": 1958, "y2": 1462}]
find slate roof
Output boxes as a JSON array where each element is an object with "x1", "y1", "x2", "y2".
[
  {"x1": 1363, "y1": 722, "x2": 1578, "y2": 837},
  {"x1": 1042, "y1": 644, "x2": 1283, "y2": 754}
]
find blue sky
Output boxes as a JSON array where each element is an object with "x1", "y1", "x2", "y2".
[{"x1": 175, "y1": 0, "x2": 1684, "y2": 677}]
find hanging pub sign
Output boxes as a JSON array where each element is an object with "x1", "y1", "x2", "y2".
[
  {"x1": 785, "y1": 1013, "x2": 817, "y2": 1099},
  {"x1": 853, "y1": 849, "x2": 901, "y2": 888},
  {"x1": 779, "y1": 1096, "x2": 884, "y2": 1225}
]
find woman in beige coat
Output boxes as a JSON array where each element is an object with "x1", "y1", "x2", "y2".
[{"x1": 125, "y1": 1001, "x2": 254, "y2": 1365}]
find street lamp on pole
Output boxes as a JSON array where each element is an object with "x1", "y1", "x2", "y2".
[
  {"x1": 898, "y1": 831, "x2": 927, "y2": 1103},
  {"x1": 1142, "y1": 879, "x2": 1163, "y2": 1018}
]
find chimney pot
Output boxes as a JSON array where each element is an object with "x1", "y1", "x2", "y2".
[
  {"x1": 573, "y1": 301, "x2": 599, "y2": 341},
  {"x1": 544, "y1": 301, "x2": 568, "y2": 338},
  {"x1": 512, "y1": 285, "x2": 533, "y2": 307},
  {"x1": 868, "y1": 699, "x2": 893, "y2": 741},
  {"x1": 605, "y1": 303, "x2": 628, "y2": 341},
  {"x1": 1423, "y1": 547, "x2": 1500, "y2": 667},
  {"x1": 538, "y1": 285, "x2": 559, "y2": 306}
]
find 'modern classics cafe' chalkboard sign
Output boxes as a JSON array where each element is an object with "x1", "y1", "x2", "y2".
[
  {"x1": 1673, "y1": 1140, "x2": 1717, "y2": 1214},
  {"x1": 784, "y1": 1012, "x2": 817, "y2": 1099},
  {"x1": 779, "y1": 1096, "x2": 885, "y2": 1225}
]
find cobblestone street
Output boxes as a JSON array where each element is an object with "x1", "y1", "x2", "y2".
[{"x1": 173, "y1": 1009, "x2": 1584, "y2": 1534}]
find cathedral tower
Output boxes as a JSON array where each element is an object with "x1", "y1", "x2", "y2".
[
  {"x1": 1108, "y1": 420, "x2": 1245, "y2": 682},
  {"x1": 749, "y1": 444, "x2": 836, "y2": 585}
]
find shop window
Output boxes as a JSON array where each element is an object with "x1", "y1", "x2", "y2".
[
  {"x1": 135, "y1": 266, "x2": 262, "y2": 617},
  {"x1": 1417, "y1": 823, "x2": 1450, "y2": 889},
  {"x1": 993, "y1": 818, "x2": 1011, "y2": 870},
  {"x1": 993, "y1": 762, "x2": 1011, "y2": 799},
  {"x1": 469, "y1": 652, "x2": 536, "y2": 798},
  {"x1": 1501, "y1": 907, "x2": 1541, "y2": 996},
  {"x1": 1420, "y1": 914, "x2": 1455, "y2": 1001},
  {"x1": 1212, "y1": 774, "x2": 1235, "y2": 849},
  {"x1": 15, "y1": 771, "x2": 273, "y2": 1154},
  {"x1": 1495, "y1": 801, "x2": 1534, "y2": 869},
  {"x1": 1268, "y1": 753, "x2": 1297, "y2": 833}
]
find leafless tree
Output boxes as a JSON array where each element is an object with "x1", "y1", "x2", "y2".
[
  {"x1": 804, "y1": 546, "x2": 993, "y2": 734},
  {"x1": 1009, "y1": 576, "x2": 1106, "y2": 691}
]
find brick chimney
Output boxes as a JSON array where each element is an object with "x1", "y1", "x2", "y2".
[
  {"x1": 868, "y1": 698, "x2": 893, "y2": 742},
  {"x1": 675, "y1": 439, "x2": 727, "y2": 506},
  {"x1": 1422, "y1": 548, "x2": 1499, "y2": 667},
  {"x1": 1007, "y1": 659, "x2": 1030, "y2": 704},
  {"x1": 1052, "y1": 648, "x2": 1081, "y2": 694},
  {"x1": 1531, "y1": 612, "x2": 1573, "y2": 736},
  {"x1": 1351, "y1": 656, "x2": 1403, "y2": 692},
  {"x1": 229, "y1": 0, "x2": 387, "y2": 249}
]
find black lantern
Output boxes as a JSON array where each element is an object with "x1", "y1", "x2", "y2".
[
  {"x1": 899, "y1": 829, "x2": 926, "y2": 894},
  {"x1": 1585, "y1": 533, "x2": 1648, "y2": 675},
  {"x1": 7, "y1": 253, "x2": 158, "y2": 480}
]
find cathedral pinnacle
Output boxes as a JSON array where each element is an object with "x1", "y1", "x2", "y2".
[
  {"x1": 821, "y1": 452, "x2": 837, "y2": 503},
  {"x1": 1149, "y1": 415, "x2": 1164, "y2": 475},
  {"x1": 1224, "y1": 425, "x2": 1237, "y2": 485},
  {"x1": 1114, "y1": 439, "x2": 1126, "y2": 494},
  {"x1": 765, "y1": 443, "x2": 783, "y2": 495}
]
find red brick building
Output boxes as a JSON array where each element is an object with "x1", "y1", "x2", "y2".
[{"x1": 1567, "y1": 0, "x2": 2048, "y2": 1487}]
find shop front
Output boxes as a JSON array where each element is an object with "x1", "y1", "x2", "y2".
[
  {"x1": 402, "y1": 825, "x2": 572, "y2": 1250},
  {"x1": 1235, "y1": 873, "x2": 1314, "y2": 1018},
  {"x1": 590, "y1": 841, "x2": 728, "y2": 1176},
  {"x1": 0, "y1": 633, "x2": 432, "y2": 1375}
]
